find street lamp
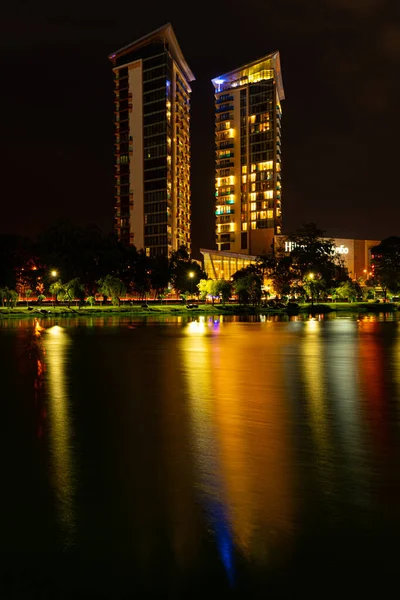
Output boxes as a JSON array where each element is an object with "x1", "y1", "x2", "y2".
[
  {"x1": 308, "y1": 272, "x2": 314, "y2": 307},
  {"x1": 51, "y1": 270, "x2": 58, "y2": 307},
  {"x1": 189, "y1": 271, "x2": 194, "y2": 299}
]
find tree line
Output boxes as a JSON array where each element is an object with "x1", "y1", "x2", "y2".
[
  {"x1": 0, "y1": 221, "x2": 206, "y2": 306},
  {"x1": 0, "y1": 221, "x2": 399, "y2": 306}
]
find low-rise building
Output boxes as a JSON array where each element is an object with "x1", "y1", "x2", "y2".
[{"x1": 201, "y1": 236, "x2": 380, "y2": 281}]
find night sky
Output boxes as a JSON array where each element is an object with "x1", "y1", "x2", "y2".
[{"x1": 1, "y1": 0, "x2": 398, "y2": 258}]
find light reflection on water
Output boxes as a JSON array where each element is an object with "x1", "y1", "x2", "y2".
[
  {"x1": 2, "y1": 314, "x2": 400, "y2": 595},
  {"x1": 41, "y1": 325, "x2": 76, "y2": 548}
]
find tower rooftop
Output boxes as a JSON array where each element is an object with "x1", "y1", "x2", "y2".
[
  {"x1": 109, "y1": 23, "x2": 195, "y2": 83},
  {"x1": 212, "y1": 51, "x2": 284, "y2": 100}
]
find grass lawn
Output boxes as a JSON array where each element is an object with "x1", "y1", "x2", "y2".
[{"x1": 0, "y1": 301, "x2": 397, "y2": 320}]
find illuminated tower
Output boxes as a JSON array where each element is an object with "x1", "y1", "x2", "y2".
[
  {"x1": 109, "y1": 24, "x2": 195, "y2": 256},
  {"x1": 212, "y1": 52, "x2": 284, "y2": 256}
]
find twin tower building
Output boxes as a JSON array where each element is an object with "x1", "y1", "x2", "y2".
[{"x1": 109, "y1": 23, "x2": 284, "y2": 259}]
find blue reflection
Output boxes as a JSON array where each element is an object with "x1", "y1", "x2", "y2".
[{"x1": 205, "y1": 498, "x2": 234, "y2": 586}]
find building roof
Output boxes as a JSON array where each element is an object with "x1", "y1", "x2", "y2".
[
  {"x1": 212, "y1": 51, "x2": 284, "y2": 101},
  {"x1": 108, "y1": 22, "x2": 195, "y2": 83},
  {"x1": 200, "y1": 248, "x2": 259, "y2": 261}
]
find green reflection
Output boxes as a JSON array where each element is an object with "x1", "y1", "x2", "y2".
[{"x1": 43, "y1": 325, "x2": 76, "y2": 547}]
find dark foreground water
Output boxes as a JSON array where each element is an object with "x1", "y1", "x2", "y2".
[{"x1": 1, "y1": 314, "x2": 400, "y2": 598}]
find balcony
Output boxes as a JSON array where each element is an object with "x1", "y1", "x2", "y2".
[
  {"x1": 215, "y1": 105, "x2": 234, "y2": 114},
  {"x1": 216, "y1": 208, "x2": 234, "y2": 216},
  {"x1": 216, "y1": 161, "x2": 234, "y2": 169},
  {"x1": 215, "y1": 95, "x2": 233, "y2": 104},
  {"x1": 216, "y1": 142, "x2": 234, "y2": 150}
]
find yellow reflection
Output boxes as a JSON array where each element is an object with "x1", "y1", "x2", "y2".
[
  {"x1": 186, "y1": 316, "x2": 206, "y2": 336},
  {"x1": 181, "y1": 324, "x2": 234, "y2": 583},
  {"x1": 182, "y1": 323, "x2": 293, "y2": 570},
  {"x1": 43, "y1": 326, "x2": 76, "y2": 547},
  {"x1": 213, "y1": 327, "x2": 293, "y2": 563},
  {"x1": 302, "y1": 321, "x2": 333, "y2": 496}
]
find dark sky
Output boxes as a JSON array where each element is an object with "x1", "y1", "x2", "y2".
[{"x1": 1, "y1": 0, "x2": 399, "y2": 258}]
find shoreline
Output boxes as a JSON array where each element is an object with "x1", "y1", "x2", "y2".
[{"x1": 0, "y1": 302, "x2": 397, "y2": 320}]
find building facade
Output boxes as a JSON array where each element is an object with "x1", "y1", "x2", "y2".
[
  {"x1": 201, "y1": 236, "x2": 380, "y2": 282},
  {"x1": 212, "y1": 52, "x2": 284, "y2": 257},
  {"x1": 109, "y1": 24, "x2": 194, "y2": 256}
]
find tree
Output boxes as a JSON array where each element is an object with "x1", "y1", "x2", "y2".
[
  {"x1": 288, "y1": 223, "x2": 347, "y2": 282},
  {"x1": 218, "y1": 280, "x2": 232, "y2": 305},
  {"x1": 64, "y1": 278, "x2": 85, "y2": 307},
  {"x1": 270, "y1": 255, "x2": 297, "y2": 298},
  {"x1": 97, "y1": 275, "x2": 126, "y2": 306},
  {"x1": 130, "y1": 250, "x2": 151, "y2": 301},
  {"x1": 371, "y1": 237, "x2": 400, "y2": 301},
  {"x1": 2, "y1": 288, "x2": 18, "y2": 308},
  {"x1": 232, "y1": 271, "x2": 262, "y2": 306},
  {"x1": 333, "y1": 280, "x2": 361, "y2": 303},
  {"x1": 49, "y1": 280, "x2": 65, "y2": 305},
  {"x1": 206, "y1": 280, "x2": 220, "y2": 305},
  {"x1": 149, "y1": 255, "x2": 170, "y2": 299},
  {"x1": 197, "y1": 279, "x2": 209, "y2": 301},
  {"x1": 25, "y1": 289, "x2": 32, "y2": 307},
  {"x1": 169, "y1": 247, "x2": 207, "y2": 295}
]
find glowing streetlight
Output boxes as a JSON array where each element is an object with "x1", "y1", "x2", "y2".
[
  {"x1": 188, "y1": 271, "x2": 195, "y2": 299},
  {"x1": 308, "y1": 272, "x2": 315, "y2": 306},
  {"x1": 50, "y1": 270, "x2": 58, "y2": 307}
]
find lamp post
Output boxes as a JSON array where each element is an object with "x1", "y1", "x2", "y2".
[
  {"x1": 189, "y1": 271, "x2": 194, "y2": 300},
  {"x1": 309, "y1": 272, "x2": 314, "y2": 307},
  {"x1": 51, "y1": 270, "x2": 58, "y2": 307}
]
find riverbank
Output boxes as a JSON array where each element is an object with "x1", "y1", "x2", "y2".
[{"x1": 0, "y1": 302, "x2": 397, "y2": 320}]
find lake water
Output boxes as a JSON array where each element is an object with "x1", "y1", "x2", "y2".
[{"x1": 1, "y1": 313, "x2": 400, "y2": 598}]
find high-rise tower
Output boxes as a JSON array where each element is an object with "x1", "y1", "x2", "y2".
[
  {"x1": 212, "y1": 52, "x2": 284, "y2": 256},
  {"x1": 109, "y1": 24, "x2": 194, "y2": 256}
]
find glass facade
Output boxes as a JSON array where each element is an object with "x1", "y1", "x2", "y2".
[
  {"x1": 110, "y1": 25, "x2": 194, "y2": 256},
  {"x1": 213, "y1": 53, "x2": 284, "y2": 256}
]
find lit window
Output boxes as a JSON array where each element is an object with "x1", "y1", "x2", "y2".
[
  {"x1": 250, "y1": 115, "x2": 256, "y2": 124},
  {"x1": 251, "y1": 164, "x2": 256, "y2": 172},
  {"x1": 251, "y1": 173, "x2": 256, "y2": 182},
  {"x1": 242, "y1": 175, "x2": 247, "y2": 183},
  {"x1": 251, "y1": 222, "x2": 256, "y2": 230},
  {"x1": 242, "y1": 165, "x2": 247, "y2": 174},
  {"x1": 242, "y1": 222, "x2": 248, "y2": 231},
  {"x1": 250, "y1": 192, "x2": 256, "y2": 201},
  {"x1": 262, "y1": 201, "x2": 267, "y2": 209},
  {"x1": 251, "y1": 202, "x2": 256, "y2": 211},
  {"x1": 251, "y1": 184, "x2": 256, "y2": 191},
  {"x1": 267, "y1": 210, "x2": 273, "y2": 219},
  {"x1": 251, "y1": 212, "x2": 256, "y2": 221},
  {"x1": 145, "y1": 247, "x2": 150, "y2": 257},
  {"x1": 260, "y1": 211, "x2": 267, "y2": 219},
  {"x1": 229, "y1": 223, "x2": 235, "y2": 232}
]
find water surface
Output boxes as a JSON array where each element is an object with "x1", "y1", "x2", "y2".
[{"x1": 1, "y1": 314, "x2": 400, "y2": 598}]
